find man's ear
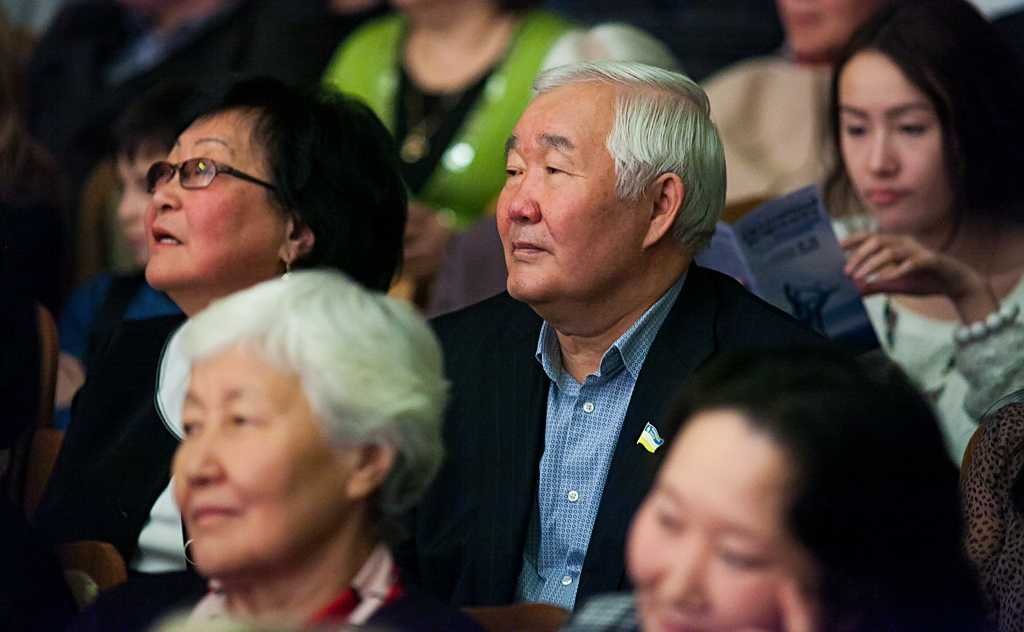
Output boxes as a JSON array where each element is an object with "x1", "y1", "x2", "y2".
[
  {"x1": 344, "y1": 444, "x2": 395, "y2": 501},
  {"x1": 643, "y1": 172, "x2": 684, "y2": 249},
  {"x1": 279, "y1": 217, "x2": 315, "y2": 266}
]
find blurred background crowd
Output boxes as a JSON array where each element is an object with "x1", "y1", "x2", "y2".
[{"x1": 4, "y1": 0, "x2": 1024, "y2": 630}]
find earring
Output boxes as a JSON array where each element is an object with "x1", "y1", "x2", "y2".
[
  {"x1": 184, "y1": 539, "x2": 196, "y2": 566},
  {"x1": 282, "y1": 259, "x2": 292, "y2": 279}
]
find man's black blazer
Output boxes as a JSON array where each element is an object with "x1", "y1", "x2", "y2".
[{"x1": 400, "y1": 264, "x2": 823, "y2": 607}]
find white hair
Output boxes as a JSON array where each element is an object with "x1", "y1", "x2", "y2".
[
  {"x1": 177, "y1": 269, "x2": 447, "y2": 541},
  {"x1": 534, "y1": 61, "x2": 726, "y2": 253}
]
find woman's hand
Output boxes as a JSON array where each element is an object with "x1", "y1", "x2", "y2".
[
  {"x1": 403, "y1": 202, "x2": 456, "y2": 281},
  {"x1": 842, "y1": 231, "x2": 999, "y2": 324},
  {"x1": 56, "y1": 351, "x2": 86, "y2": 408}
]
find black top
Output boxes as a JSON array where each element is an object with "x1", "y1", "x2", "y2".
[
  {"x1": 393, "y1": 66, "x2": 493, "y2": 194},
  {"x1": 0, "y1": 297, "x2": 39, "y2": 450},
  {"x1": 0, "y1": 498, "x2": 77, "y2": 629},
  {"x1": 0, "y1": 201, "x2": 66, "y2": 315},
  {"x1": 69, "y1": 574, "x2": 486, "y2": 632},
  {"x1": 34, "y1": 314, "x2": 187, "y2": 563}
]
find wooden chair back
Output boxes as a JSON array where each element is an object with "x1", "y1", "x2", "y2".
[
  {"x1": 3, "y1": 304, "x2": 61, "y2": 512},
  {"x1": 21, "y1": 427, "x2": 64, "y2": 520},
  {"x1": 463, "y1": 603, "x2": 570, "y2": 632},
  {"x1": 58, "y1": 540, "x2": 128, "y2": 610},
  {"x1": 721, "y1": 195, "x2": 771, "y2": 225},
  {"x1": 35, "y1": 303, "x2": 58, "y2": 429}
]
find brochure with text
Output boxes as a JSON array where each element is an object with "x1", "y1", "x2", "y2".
[{"x1": 717, "y1": 185, "x2": 879, "y2": 354}]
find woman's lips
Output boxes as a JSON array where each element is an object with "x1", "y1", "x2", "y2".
[
  {"x1": 188, "y1": 505, "x2": 240, "y2": 526},
  {"x1": 866, "y1": 189, "x2": 910, "y2": 206},
  {"x1": 151, "y1": 226, "x2": 182, "y2": 245},
  {"x1": 785, "y1": 12, "x2": 821, "y2": 30}
]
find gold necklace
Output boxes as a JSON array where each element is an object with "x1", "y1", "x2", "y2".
[
  {"x1": 400, "y1": 123, "x2": 430, "y2": 164},
  {"x1": 399, "y1": 80, "x2": 462, "y2": 164}
]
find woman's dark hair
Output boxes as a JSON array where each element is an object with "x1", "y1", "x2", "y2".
[
  {"x1": 668, "y1": 347, "x2": 988, "y2": 632},
  {"x1": 825, "y1": 0, "x2": 1024, "y2": 227},
  {"x1": 184, "y1": 77, "x2": 407, "y2": 292},
  {"x1": 111, "y1": 81, "x2": 196, "y2": 162}
]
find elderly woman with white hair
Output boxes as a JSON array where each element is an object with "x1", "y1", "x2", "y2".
[{"x1": 69, "y1": 270, "x2": 484, "y2": 632}]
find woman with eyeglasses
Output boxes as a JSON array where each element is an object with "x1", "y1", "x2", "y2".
[{"x1": 34, "y1": 78, "x2": 408, "y2": 607}]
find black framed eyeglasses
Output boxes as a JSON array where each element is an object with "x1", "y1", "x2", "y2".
[{"x1": 145, "y1": 157, "x2": 276, "y2": 194}]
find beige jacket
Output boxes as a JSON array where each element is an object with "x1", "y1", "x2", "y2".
[{"x1": 703, "y1": 56, "x2": 833, "y2": 206}]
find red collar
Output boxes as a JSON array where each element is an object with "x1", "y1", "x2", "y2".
[{"x1": 308, "y1": 580, "x2": 404, "y2": 624}]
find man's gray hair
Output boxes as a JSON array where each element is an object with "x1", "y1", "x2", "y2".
[
  {"x1": 177, "y1": 270, "x2": 447, "y2": 543},
  {"x1": 534, "y1": 61, "x2": 726, "y2": 253}
]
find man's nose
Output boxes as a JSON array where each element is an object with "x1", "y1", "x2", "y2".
[{"x1": 501, "y1": 173, "x2": 542, "y2": 224}]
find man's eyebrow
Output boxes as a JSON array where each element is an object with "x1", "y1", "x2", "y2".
[
  {"x1": 539, "y1": 133, "x2": 575, "y2": 152},
  {"x1": 504, "y1": 133, "x2": 577, "y2": 157}
]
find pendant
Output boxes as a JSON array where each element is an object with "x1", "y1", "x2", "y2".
[
  {"x1": 883, "y1": 296, "x2": 898, "y2": 348},
  {"x1": 401, "y1": 130, "x2": 429, "y2": 163}
]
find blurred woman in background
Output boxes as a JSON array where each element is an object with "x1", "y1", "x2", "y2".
[
  {"x1": 702, "y1": 0, "x2": 890, "y2": 206},
  {"x1": 55, "y1": 82, "x2": 189, "y2": 431},
  {"x1": 830, "y1": 0, "x2": 1024, "y2": 462},
  {"x1": 322, "y1": 0, "x2": 571, "y2": 304}
]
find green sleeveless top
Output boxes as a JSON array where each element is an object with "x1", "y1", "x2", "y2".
[{"x1": 322, "y1": 10, "x2": 572, "y2": 229}]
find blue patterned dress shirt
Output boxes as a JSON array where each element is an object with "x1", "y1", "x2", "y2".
[{"x1": 514, "y1": 274, "x2": 686, "y2": 609}]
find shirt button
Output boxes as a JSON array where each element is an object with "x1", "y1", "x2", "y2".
[
  {"x1": 582, "y1": 401, "x2": 595, "y2": 413},
  {"x1": 567, "y1": 490, "x2": 579, "y2": 502},
  {"x1": 561, "y1": 575, "x2": 573, "y2": 586}
]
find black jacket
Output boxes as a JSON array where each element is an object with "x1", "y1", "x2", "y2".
[
  {"x1": 400, "y1": 265, "x2": 823, "y2": 606},
  {"x1": 34, "y1": 314, "x2": 186, "y2": 562}
]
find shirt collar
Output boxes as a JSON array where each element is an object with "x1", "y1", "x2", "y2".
[
  {"x1": 189, "y1": 544, "x2": 401, "y2": 626},
  {"x1": 536, "y1": 272, "x2": 687, "y2": 384}
]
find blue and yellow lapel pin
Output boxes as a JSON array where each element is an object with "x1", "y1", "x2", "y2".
[{"x1": 637, "y1": 423, "x2": 664, "y2": 453}]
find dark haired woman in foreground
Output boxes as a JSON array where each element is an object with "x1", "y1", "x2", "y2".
[{"x1": 567, "y1": 347, "x2": 988, "y2": 632}]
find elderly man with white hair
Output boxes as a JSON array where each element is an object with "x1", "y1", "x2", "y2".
[{"x1": 399, "y1": 61, "x2": 822, "y2": 612}]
